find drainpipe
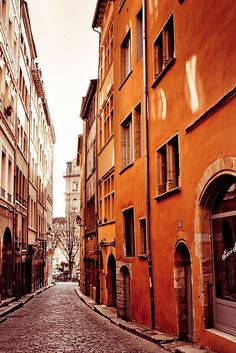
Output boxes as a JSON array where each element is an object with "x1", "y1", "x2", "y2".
[
  {"x1": 93, "y1": 26, "x2": 101, "y2": 304},
  {"x1": 142, "y1": 0, "x2": 155, "y2": 329},
  {"x1": 82, "y1": 127, "x2": 88, "y2": 295}
]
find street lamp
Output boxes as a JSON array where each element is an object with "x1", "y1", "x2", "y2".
[{"x1": 76, "y1": 215, "x2": 86, "y2": 228}]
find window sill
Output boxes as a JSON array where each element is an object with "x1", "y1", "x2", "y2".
[
  {"x1": 119, "y1": 70, "x2": 133, "y2": 91},
  {"x1": 124, "y1": 256, "x2": 135, "y2": 261},
  {"x1": 151, "y1": 58, "x2": 176, "y2": 89},
  {"x1": 138, "y1": 254, "x2": 148, "y2": 260},
  {"x1": 119, "y1": 162, "x2": 134, "y2": 175},
  {"x1": 97, "y1": 219, "x2": 115, "y2": 227},
  {"x1": 154, "y1": 186, "x2": 181, "y2": 201}
]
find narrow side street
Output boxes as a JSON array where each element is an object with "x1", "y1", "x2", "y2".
[{"x1": 0, "y1": 283, "x2": 165, "y2": 353}]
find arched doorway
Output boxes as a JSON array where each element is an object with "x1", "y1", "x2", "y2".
[
  {"x1": 120, "y1": 266, "x2": 131, "y2": 321},
  {"x1": 211, "y1": 181, "x2": 236, "y2": 336},
  {"x1": 107, "y1": 254, "x2": 116, "y2": 307},
  {"x1": 1, "y1": 228, "x2": 13, "y2": 299},
  {"x1": 174, "y1": 242, "x2": 193, "y2": 340}
]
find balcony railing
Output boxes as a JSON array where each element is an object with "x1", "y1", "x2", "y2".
[
  {"x1": 16, "y1": 192, "x2": 27, "y2": 207},
  {"x1": 1, "y1": 187, "x2": 6, "y2": 198}
]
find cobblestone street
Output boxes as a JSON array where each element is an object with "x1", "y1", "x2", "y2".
[{"x1": 0, "y1": 283, "x2": 165, "y2": 353}]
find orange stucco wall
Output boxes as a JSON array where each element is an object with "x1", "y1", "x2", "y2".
[
  {"x1": 92, "y1": 0, "x2": 236, "y2": 350},
  {"x1": 147, "y1": 0, "x2": 236, "y2": 352}
]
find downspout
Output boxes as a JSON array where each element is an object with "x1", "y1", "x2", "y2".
[
  {"x1": 142, "y1": 0, "x2": 155, "y2": 329},
  {"x1": 83, "y1": 122, "x2": 88, "y2": 295},
  {"x1": 93, "y1": 26, "x2": 101, "y2": 304}
]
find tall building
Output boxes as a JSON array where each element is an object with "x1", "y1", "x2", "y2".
[
  {"x1": 0, "y1": 0, "x2": 21, "y2": 301},
  {"x1": 147, "y1": 1, "x2": 236, "y2": 351},
  {"x1": 63, "y1": 156, "x2": 81, "y2": 275},
  {"x1": 64, "y1": 157, "x2": 80, "y2": 218},
  {"x1": 80, "y1": 79, "x2": 98, "y2": 299},
  {"x1": 0, "y1": 0, "x2": 55, "y2": 303},
  {"x1": 92, "y1": 0, "x2": 116, "y2": 307},
  {"x1": 80, "y1": 1, "x2": 236, "y2": 352}
]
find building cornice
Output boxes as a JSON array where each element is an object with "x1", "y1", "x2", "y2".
[{"x1": 92, "y1": 0, "x2": 109, "y2": 29}]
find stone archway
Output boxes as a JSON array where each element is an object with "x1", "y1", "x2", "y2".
[
  {"x1": 1, "y1": 227, "x2": 13, "y2": 299},
  {"x1": 174, "y1": 241, "x2": 193, "y2": 340},
  {"x1": 194, "y1": 157, "x2": 236, "y2": 334},
  {"x1": 107, "y1": 254, "x2": 116, "y2": 307}
]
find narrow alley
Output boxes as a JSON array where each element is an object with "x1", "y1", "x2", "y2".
[{"x1": 0, "y1": 283, "x2": 164, "y2": 353}]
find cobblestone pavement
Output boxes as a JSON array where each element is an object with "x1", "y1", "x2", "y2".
[{"x1": 0, "y1": 283, "x2": 165, "y2": 353}]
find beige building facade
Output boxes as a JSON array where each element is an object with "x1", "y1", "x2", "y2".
[{"x1": 0, "y1": 0, "x2": 55, "y2": 303}]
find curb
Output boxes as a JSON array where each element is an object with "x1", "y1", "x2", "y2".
[
  {"x1": 74, "y1": 287, "x2": 218, "y2": 353},
  {"x1": 0, "y1": 283, "x2": 55, "y2": 320}
]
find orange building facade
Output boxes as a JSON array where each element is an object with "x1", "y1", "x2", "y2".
[
  {"x1": 80, "y1": 1, "x2": 236, "y2": 352},
  {"x1": 92, "y1": 1, "x2": 117, "y2": 307},
  {"x1": 146, "y1": 1, "x2": 236, "y2": 352}
]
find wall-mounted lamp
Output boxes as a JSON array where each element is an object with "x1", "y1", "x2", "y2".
[{"x1": 76, "y1": 215, "x2": 86, "y2": 228}]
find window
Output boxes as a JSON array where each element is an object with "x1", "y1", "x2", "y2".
[
  {"x1": 157, "y1": 134, "x2": 180, "y2": 195},
  {"x1": 98, "y1": 173, "x2": 115, "y2": 224},
  {"x1": 123, "y1": 208, "x2": 135, "y2": 257},
  {"x1": 104, "y1": 94, "x2": 114, "y2": 144},
  {"x1": 120, "y1": 30, "x2": 131, "y2": 83},
  {"x1": 153, "y1": 15, "x2": 174, "y2": 80},
  {"x1": 99, "y1": 23, "x2": 113, "y2": 84},
  {"x1": 120, "y1": 105, "x2": 142, "y2": 170},
  {"x1": 136, "y1": 8, "x2": 143, "y2": 61},
  {"x1": 104, "y1": 24, "x2": 113, "y2": 74},
  {"x1": 133, "y1": 103, "x2": 141, "y2": 159},
  {"x1": 1, "y1": 149, "x2": 6, "y2": 198},
  {"x1": 139, "y1": 218, "x2": 147, "y2": 255},
  {"x1": 121, "y1": 114, "x2": 132, "y2": 168},
  {"x1": 7, "y1": 158, "x2": 12, "y2": 202},
  {"x1": 98, "y1": 92, "x2": 114, "y2": 151},
  {"x1": 72, "y1": 181, "x2": 78, "y2": 191}
]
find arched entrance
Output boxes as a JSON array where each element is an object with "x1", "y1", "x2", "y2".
[
  {"x1": 1, "y1": 228, "x2": 13, "y2": 299},
  {"x1": 174, "y1": 242, "x2": 193, "y2": 340},
  {"x1": 195, "y1": 160, "x2": 236, "y2": 336},
  {"x1": 120, "y1": 266, "x2": 131, "y2": 321},
  {"x1": 107, "y1": 254, "x2": 116, "y2": 307}
]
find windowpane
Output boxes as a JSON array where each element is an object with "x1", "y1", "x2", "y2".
[
  {"x1": 124, "y1": 208, "x2": 135, "y2": 257},
  {"x1": 153, "y1": 15, "x2": 174, "y2": 80},
  {"x1": 157, "y1": 135, "x2": 179, "y2": 195},
  {"x1": 212, "y1": 217, "x2": 236, "y2": 302},
  {"x1": 121, "y1": 30, "x2": 131, "y2": 82},
  {"x1": 121, "y1": 114, "x2": 133, "y2": 169},
  {"x1": 136, "y1": 9, "x2": 143, "y2": 61}
]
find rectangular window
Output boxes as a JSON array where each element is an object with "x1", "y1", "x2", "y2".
[
  {"x1": 1, "y1": 149, "x2": 6, "y2": 198},
  {"x1": 121, "y1": 114, "x2": 132, "y2": 169},
  {"x1": 139, "y1": 218, "x2": 147, "y2": 255},
  {"x1": 98, "y1": 183, "x2": 103, "y2": 223},
  {"x1": 136, "y1": 8, "x2": 143, "y2": 61},
  {"x1": 154, "y1": 15, "x2": 174, "y2": 80},
  {"x1": 103, "y1": 94, "x2": 114, "y2": 144},
  {"x1": 157, "y1": 134, "x2": 180, "y2": 195},
  {"x1": 7, "y1": 158, "x2": 12, "y2": 202},
  {"x1": 123, "y1": 208, "x2": 135, "y2": 257},
  {"x1": 98, "y1": 173, "x2": 115, "y2": 224},
  {"x1": 133, "y1": 103, "x2": 141, "y2": 159},
  {"x1": 121, "y1": 30, "x2": 131, "y2": 82},
  {"x1": 72, "y1": 181, "x2": 78, "y2": 191}
]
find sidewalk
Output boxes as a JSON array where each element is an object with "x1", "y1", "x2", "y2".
[
  {"x1": 0, "y1": 284, "x2": 54, "y2": 323},
  {"x1": 74, "y1": 287, "x2": 217, "y2": 353}
]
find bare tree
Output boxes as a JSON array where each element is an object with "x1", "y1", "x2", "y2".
[{"x1": 52, "y1": 215, "x2": 80, "y2": 277}]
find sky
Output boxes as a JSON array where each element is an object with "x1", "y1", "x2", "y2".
[{"x1": 27, "y1": 0, "x2": 99, "y2": 217}]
